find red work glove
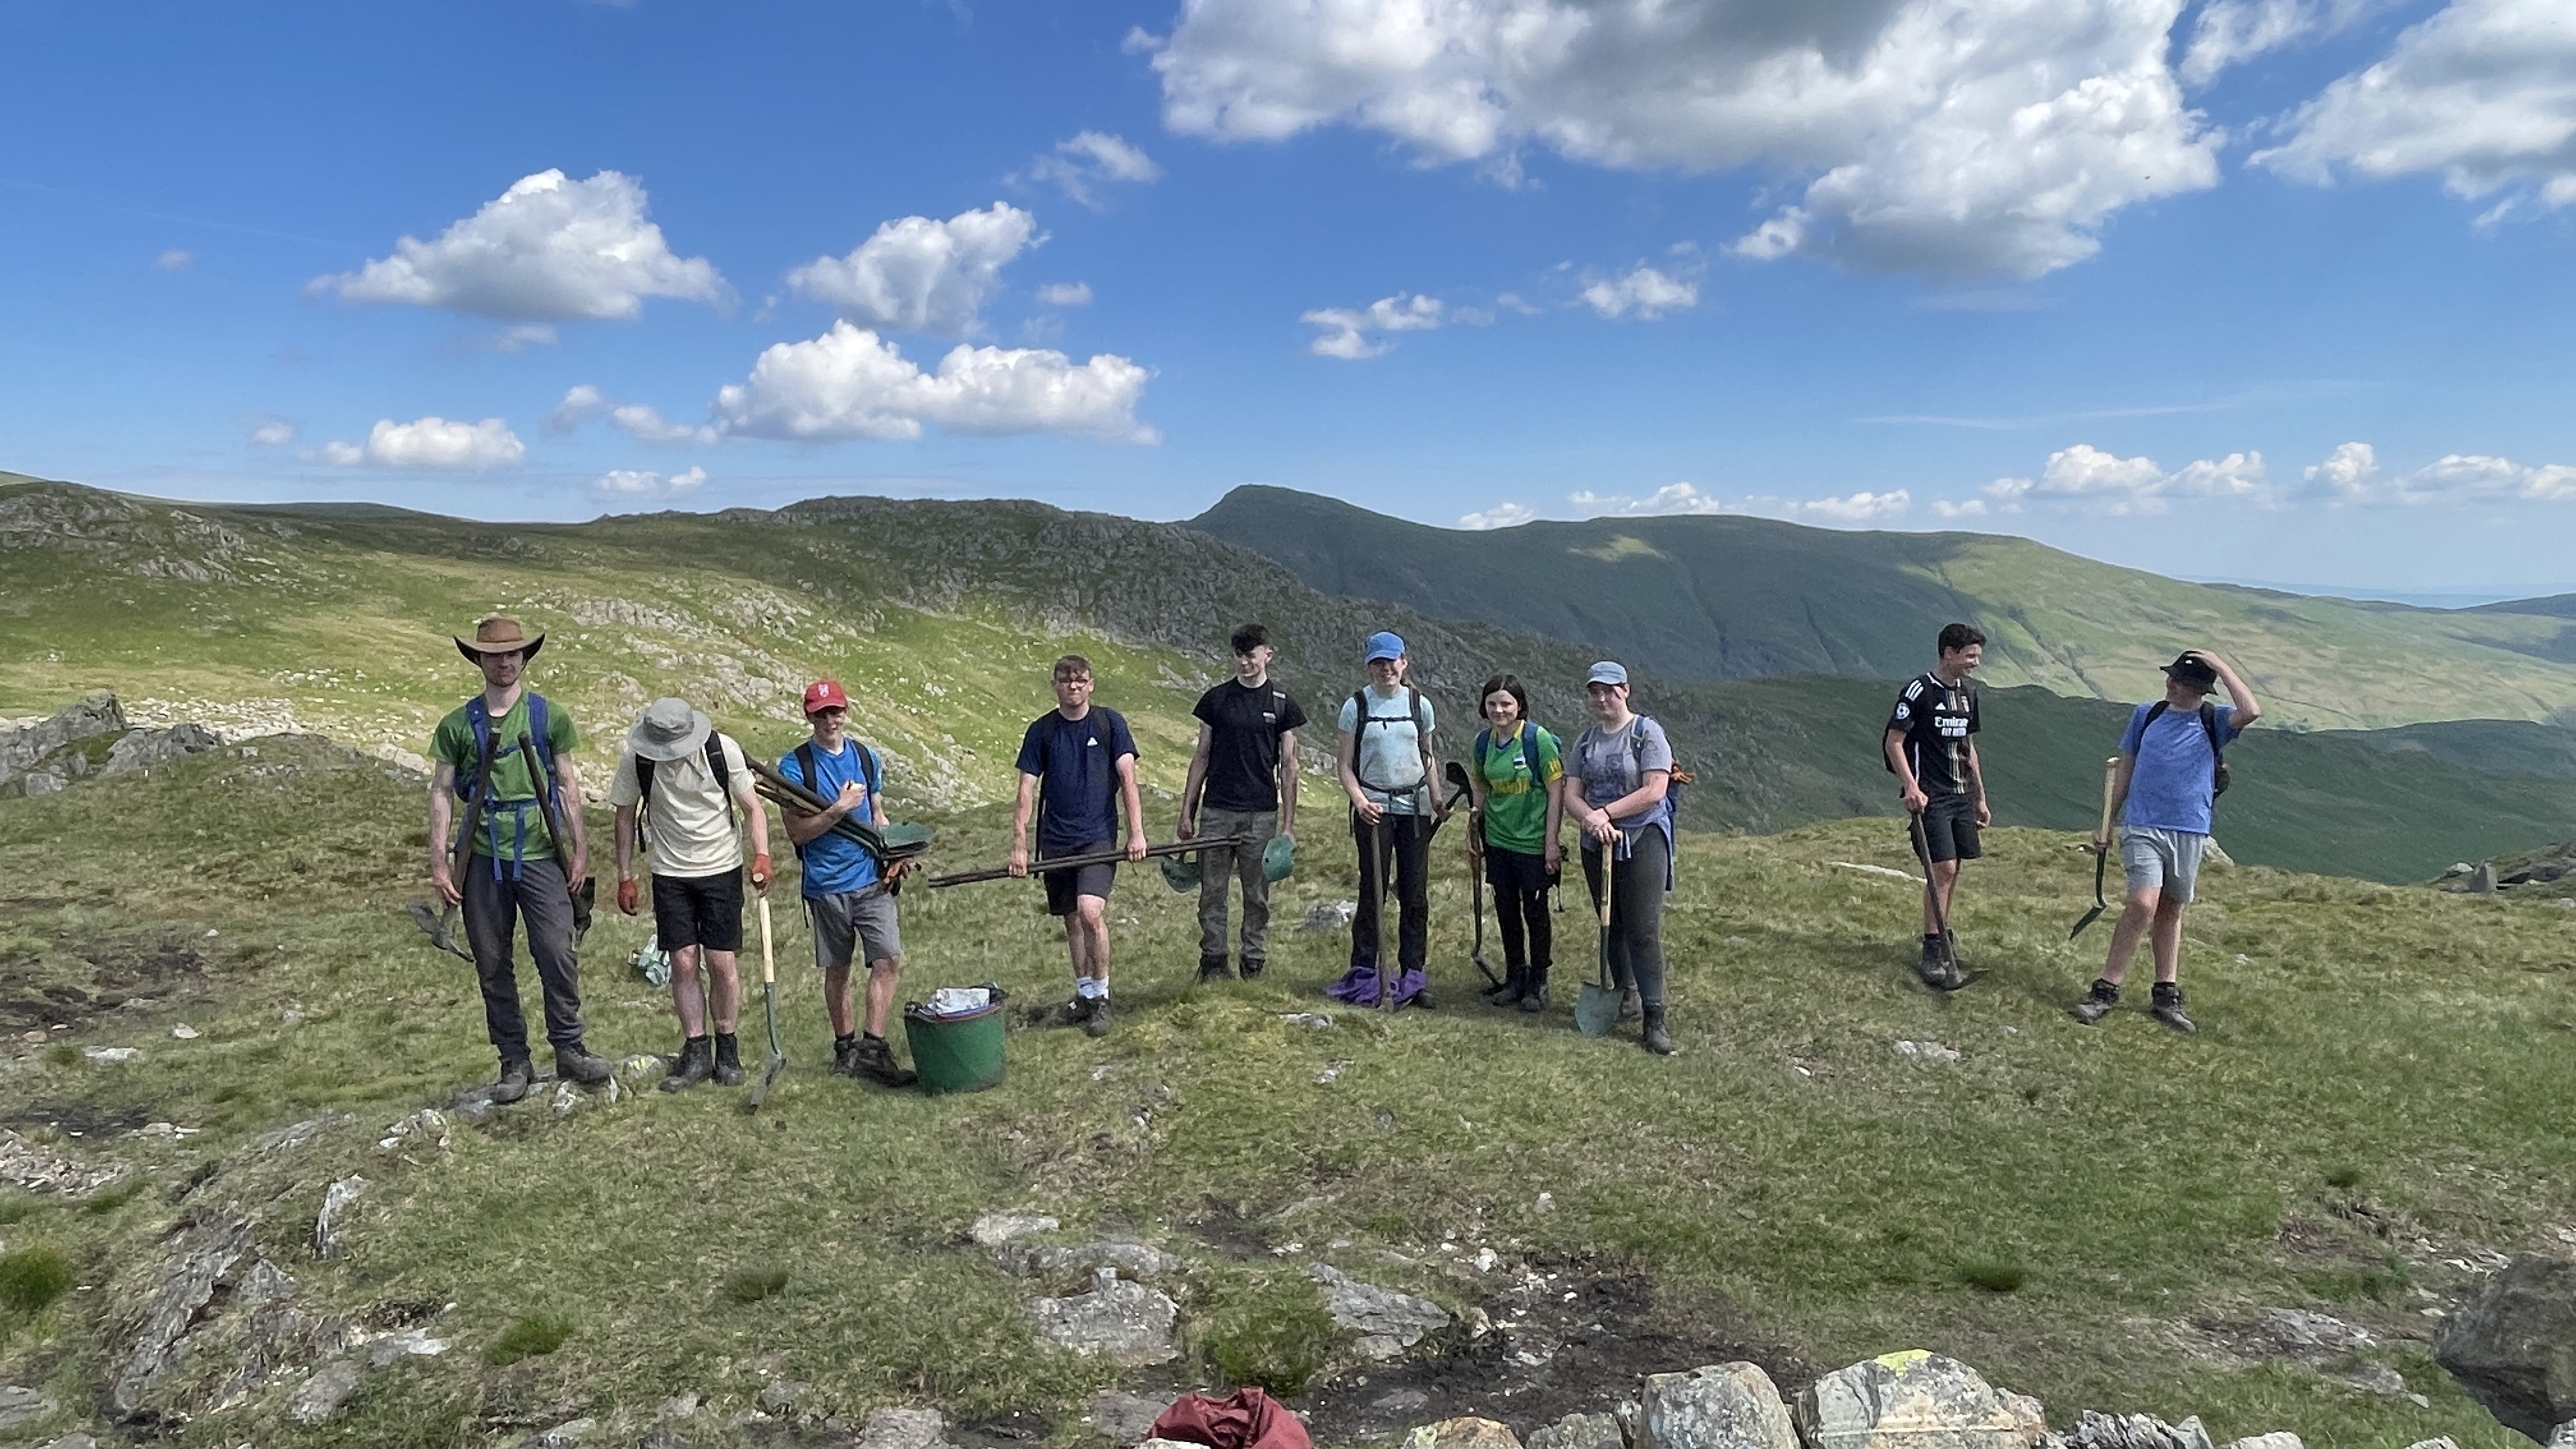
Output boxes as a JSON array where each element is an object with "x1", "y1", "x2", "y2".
[
  {"x1": 616, "y1": 877, "x2": 640, "y2": 916},
  {"x1": 749, "y1": 854, "x2": 772, "y2": 894}
]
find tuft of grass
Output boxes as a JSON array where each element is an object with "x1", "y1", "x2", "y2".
[
  {"x1": 1204, "y1": 1275, "x2": 1344, "y2": 1395},
  {"x1": 2324, "y1": 1163, "x2": 2365, "y2": 1190},
  {"x1": 722, "y1": 1266, "x2": 789, "y2": 1304},
  {"x1": 484, "y1": 1312, "x2": 573, "y2": 1366},
  {"x1": 43, "y1": 1042, "x2": 77, "y2": 1068},
  {"x1": 1956, "y1": 1257, "x2": 2030, "y2": 1294},
  {"x1": 0, "y1": 1247, "x2": 75, "y2": 1314},
  {"x1": 82, "y1": 1177, "x2": 148, "y2": 1216},
  {"x1": 0, "y1": 1190, "x2": 34, "y2": 1226}
]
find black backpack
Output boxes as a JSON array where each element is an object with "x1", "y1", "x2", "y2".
[
  {"x1": 635, "y1": 733, "x2": 738, "y2": 835},
  {"x1": 2141, "y1": 701, "x2": 2231, "y2": 797},
  {"x1": 1347, "y1": 686, "x2": 1437, "y2": 802}
]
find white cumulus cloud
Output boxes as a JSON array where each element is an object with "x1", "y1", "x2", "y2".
[
  {"x1": 2177, "y1": 0, "x2": 2377, "y2": 85},
  {"x1": 1303, "y1": 293, "x2": 1445, "y2": 359},
  {"x1": 787, "y1": 203, "x2": 1039, "y2": 336},
  {"x1": 1793, "y1": 489, "x2": 1911, "y2": 521},
  {"x1": 310, "y1": 169, "x2": 726, "y2": 323},
  {"x1": 1027, "y1": 132, "x2": 1164, "y2": 208},
  {"x1": 592, "y1": 466, "x2": 707, "y2": 502},
  {"x1": 2253, "y1": 0, "x2": 2576, "y2": 218},
  {"x1": 316, "y1": 416, "x2": 525, "y2": 470},
  {"x1": 1568, "y1": 482, "x2": 1731, "y2": 518},
  {"x1": 611, "y1": 404, "x2": 715, "y2": 446},
  {"x1": 1036, "y1": 281, "x2": 1094, "y2": 307},
  {"x1": 249, "y1": 420, "x2": 297, "y2": 447},
  {"x1": 1459, "y1": 502, "x2": 1540, "y2": 530},
  {"x1": 1149, "y1": 0, "x2": 2220, "y2": 280},
  {"x1": 547, "y1": 385, "x2": 608, "y2": 434},
  {"x1": 1579, "y1": 264, "x2": 1698, "y2": 321},
  {"x1": 1986, "y1": 443, "x2": 2267, "y2": 512},
  {"x1": 709, "y1": 321, "x2": 1156, "y2": 443},
  {"x1": 2300, "y1": 440, "x2": 2576, "y2": 503}
]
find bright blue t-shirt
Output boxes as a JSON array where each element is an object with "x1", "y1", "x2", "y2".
[
  {"x1": 778, "y1": 739, "x2": 885, "y2": 898},
  {"x1": 2119, "y1": 702, "x2": 2241, "y2": 836},
  {"x1": 1015, "y1": 707, "x2": 1138, "y2": 854}
]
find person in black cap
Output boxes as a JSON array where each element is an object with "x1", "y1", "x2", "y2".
[{"x1": 2071, "y1": 648, "x2": 2261, "y2": 1034}]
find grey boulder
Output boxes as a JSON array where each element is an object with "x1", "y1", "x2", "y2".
[
  {"x1": 1308, "y1": 1262, "x2": 1450, "y2": 1360},
  {"x1": 2433, "y1": 1255, "x2": 2576, "y2": 1441},
  {"x1": 1528, "y1": 1411, "x2": 1628, "y2": 1449},
  {"x1": 1030, "y1": 1266, "x2": 1181, "y2": 1366},
  {"x1": 1797, "y1": 1351, "x2": 2046, "y2": 1449},
  {"x1": 1641, "y1": 1362, "x2": 1796, "y2": 1449}
]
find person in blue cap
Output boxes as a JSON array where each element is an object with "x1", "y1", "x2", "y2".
[
  {"x1": 1327, "y1": 631, "x2": 1445, "y2": 1008},
  {"x1": 1565, "y1": 660, "x2": 1678, "y2": 1054}
]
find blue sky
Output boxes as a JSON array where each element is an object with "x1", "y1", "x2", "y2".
[{"x1": 3, "y1": 0, "x2": 2572, "y2": 597}]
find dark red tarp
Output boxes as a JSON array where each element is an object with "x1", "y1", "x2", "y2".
[{"x1": 1148, "y1": 1388, "x2": 1313, "y2": 1449}]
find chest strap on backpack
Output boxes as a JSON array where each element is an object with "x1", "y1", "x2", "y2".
[
  {"x1": 1349, "y1": 686, "x2": 1435, "y2": 803},
  {"x1": 454, "y1": 694, "x2": 560, "y2": 882}
]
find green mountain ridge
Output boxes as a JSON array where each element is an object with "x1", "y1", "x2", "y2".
[
  {"x1": 1186, "y1": 485, "x2": 2576, "y2": 732},
  {"x1": 7, "y1": 474, "x2": 2576, "y2": 884}
]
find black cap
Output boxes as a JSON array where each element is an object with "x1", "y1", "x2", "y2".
[{"x1": 2161, "y1": 652, "x2": 2219, "y2": 689}]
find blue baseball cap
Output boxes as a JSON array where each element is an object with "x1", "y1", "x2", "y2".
[
  {"x1": 1586, "y1": 660, "x2": 1629, "y2": 686},
  {"x1": 1363, "y1": 631, "x2": 1406, "y2": 663}
]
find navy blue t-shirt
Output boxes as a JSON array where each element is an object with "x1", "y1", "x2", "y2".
[{"x1": 1015, "y1": 707, "x2": 1138, "y2": 854}]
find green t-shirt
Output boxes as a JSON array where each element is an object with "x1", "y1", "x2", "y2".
[
  {"x1": 1473, "y1": 721, "x2": 1563, "y2": 856},
  {"x1": 430, "y1": 693, "x2": 580, "y2": 861}
]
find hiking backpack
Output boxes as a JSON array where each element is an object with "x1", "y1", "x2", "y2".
[
  {"x1": 788, "y1": 738, "x2": 882, "y2": 860},
  {"x1": 2140, "y1": 700, "x2": 2232, "y2": 797},
  {"x1": 1347, "y1": 686, "x2": 1438, "y2": 804},
  {"x1": 452, "y1": 692, "x2": 565, "y2": 874},
  {"x1": 1472, "y1": 721, "x2": 1558, "y2": 790}
]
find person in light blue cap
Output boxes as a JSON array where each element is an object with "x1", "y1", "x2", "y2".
[
  {"x1": 1327, "y1": 630, "x2": 1445, "y2": 1008},
  {"x1": 1565, "y1": 659, "x2": 1678, "y2": 1054}
]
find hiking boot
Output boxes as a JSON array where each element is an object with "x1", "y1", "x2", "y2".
[
  {"x1": 1520, "y1": 967, "x2": 1551, "y2": 1013},
  {"x1": 712, "y1": 1032, "x2": 747, "y2": 1087},
  {"x1": 1915, "y1": 938, "x2": 1949, "y2": 988},
  {"x1": 491, "y1": 1057, "x2": 536, "y2": 1105},
  {"x1": 1083, "y1": 997, "x2": 1114, "y2": 1038},
  {"x1": 1197, "y1": 955, "x2": 1230, "y2": 983},
  {"x1": 659, "y1": 1037, "x2": 714, "y2": 1093},
  {"x1": 852, "y1": 1034, "x2": 919, "y2": 1089},
  {"x1": 1054, "y1": 995, "x2": 1098, "y2": 1028},
  {"x1": 1641, "y1": 1003, "x2": 1674, "y2": 1056},
  {"x1": 831, "y1": 1036, "x2": 862, "y2": 1077},
  {"x1": 1411, "y1": 986, "x2": 1435, "y2": 1010},
  {"x1": 2150, "y1": 981, "x2": 2196, "y2": 1035},
  {"x1": 1618, "y1": 985, "x2": 1642, "y2": 1022},
  {"x1": 554, "y1": 1041, "x2": 613, "y2": 1085},
  {"x1": 2070, "y1": 977, "x2": 2121, "y2": 1025},
  {"x1": 1483, "y1": 967, "x2": 1522, "y2": 1005},
  {"x1": 1238, "y1": 957, "x2": 1265, "y2": 980}
]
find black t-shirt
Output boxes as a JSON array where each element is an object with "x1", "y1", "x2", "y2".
[
  {"x1": 1887, "y1": 671, "x2": 1980, "y2": 797},
  {"x1": 1192, "y1": 679, "x2": 1308, "y2": 813}
]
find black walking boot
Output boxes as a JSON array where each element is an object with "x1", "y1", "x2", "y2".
[
  {"x1": 1641, "y1": 1002, "x2": 1674, "y2": 1055},
  {"x1": 1520, "y1": 963, "x2": 1551, "y2": 1012},
  {"x1": 660, "y1": 1036, "x2": 714, "y2": 1092},
  {"x1": 712, "y1": 1032, "x2": 747, "y2": 1087},
  {"x1": 1198, "y1": 954, "x2": 1230, "y2": 983},
  {"x1": 1238, "y1": 956, "x2": 1266, "y2": 980},
  {"x1": 830, "y1": 1033, "x2": 862, "y2": 1077},
  {"x1": 492, "y1": 1056, "x2": 536, "y2": 1105},
  {"x1": 1485, "y1": 963, "x2": 1524, "y2": 1006},
  {"x1": 555, "y1": 1039, "x2": 613, "y2": 1085},
  {"x1": 2149, "y1": 981, "x2": 2196, "y2": 1035},
  {"x1": 852, "y1": 1034, "x2": 919, "y2": 1089},
  {"x1": 2071, "y1": 977, "x2": 2121, "y2": 1024}
]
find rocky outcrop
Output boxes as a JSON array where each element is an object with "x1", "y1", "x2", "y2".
[
  {"x1": 2434, "y1": 1255, "x2": 2576, "y2": 1440},
  {"x1": 102, "y1": 721, "x2": 218, "y2": 776},
  {"x1": 1643, "y1": 1362, "x2": 1798, "y2": 1449},
  {"x1": 0, "y1": 691, "x2": 125, "y2": 790},
  {"x1": 1797, "y1": 1352, "x2": 2045, "y2": 1449},
  {"x1": 1308, "y1": 1262, "x2": 1451, "y2": 1360}
]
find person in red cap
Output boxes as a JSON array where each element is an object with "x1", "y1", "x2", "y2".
[{"x1": 776, "y1": 680, "x2": 916, "y2": 1087}]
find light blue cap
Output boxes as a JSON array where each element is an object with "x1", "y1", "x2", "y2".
[
  {"x1": 1363, "y1": 631, "x2": 1406, "y2": 663},
  {"x1": 1586, "y1": 660, "x2": 1629, "y2": 686}
]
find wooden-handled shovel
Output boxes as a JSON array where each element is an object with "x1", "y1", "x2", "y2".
[
  {"x1": 746, "y1": 893, "x2": 786, "y2": 1107},
  {"x1": 2069, "y1": 756, "x2": 2121, "y2": 940}
]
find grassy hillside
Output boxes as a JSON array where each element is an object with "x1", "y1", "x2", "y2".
[
  {"x1": 7, "y1": 477, "x2": 2575, "y2": 882},
  {"x1": 1185, "y1": 486, "x2": 2576, "y2": 732},
  {"x1": 0, "y1": 739, "x2": 2568, "y2": 1449}
]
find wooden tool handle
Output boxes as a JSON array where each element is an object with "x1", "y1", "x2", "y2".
[
  {"x1": 756, "y1": 893, "x2": 777, "y2": 986},
  {"x1": 2094, "y1": 756, "x2": 2120, "y2": 842}
]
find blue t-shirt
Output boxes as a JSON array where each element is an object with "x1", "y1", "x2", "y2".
[
  {"x1": 1015, "y1": 707, "x2": 1138, "y2": 854},
  {"x1": 778, "y1": 739, "x2": 885, "y2": 898},
  {"x1": 2119, "y1": 702, "x2": 2241, "y2": 836}
]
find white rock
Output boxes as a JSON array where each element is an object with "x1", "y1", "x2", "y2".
[
  {"x1": 288, "y1": 1358, "x2": 361, "y2": 1424},
  {"x1": 1894, "y1": 1041, "x2": 1961, "y2": 1063},
  {"x1": 852, "y1": 1405, "x2": 954, "y2": 1449},
  {"x1": 970, "y1": 1212, "x2": 1059, "y2": 1245},
  {"x1": 80, "y1": 1046, "x2": 139, "y2": 1064},
  {"x1": 1642, "y1": 1361, "x2": 1798, "y2": 1449},
  {"x1": 169, "y1": 1024, "x2": 199, "y2": 1040},
  {"x1": 1308, "y1": 1262, "x2": 1450, "y2": 1360},
  {"x1": 2398, "y1": 1438, "x2": 2460, "y2": 1449},
  {"x1": 2215, "y1": 1436, "x2": 2300, "y2": 1449},
  {"x1": 1797, "y1": 1351, "x2": 2044, "y2": 1449},
  {"x1": 1029, "y1": 1266, "x2": 1181, "y2": 1365},
  {"x1": 314, "y1": 1176, "x2": 368, "y2": 1259},
  {"x1": 367, "y1": 1326, "x2": 448, "y2": 1366}
]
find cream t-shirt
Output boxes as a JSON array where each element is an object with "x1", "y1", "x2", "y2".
[{"x1": 608, "y1": 735, "x2": 756, "y2": 879}]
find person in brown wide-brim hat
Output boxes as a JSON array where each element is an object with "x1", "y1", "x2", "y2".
[{"x1": 455, "y1": 615, "x2": 546, "y2": 662}]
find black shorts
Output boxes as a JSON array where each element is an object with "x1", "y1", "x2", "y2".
[
  {"x1": 1483, "y1": 845, "x2": 1558, "y2": 896},
  {"x1": 1041, "y1": 839, "x2": 1117, "y2": 917},
  {"x1": 1917, "y1": 795, "x2": 1982, "y2": 864},
  {"x1": 652, "y1": 870, "x2": 744, "y2": 951}
]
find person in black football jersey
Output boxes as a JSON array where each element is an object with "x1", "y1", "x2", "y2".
[{"x1": 1883, "y1": 622, "x2": 1990, "y2": 986}]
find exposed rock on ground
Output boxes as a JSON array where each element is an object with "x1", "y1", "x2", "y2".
[
  {"x1": 1643, "y1": 1361, "x2": 1797, "y2": 1449},
  {"x1": 1797, "y1": 1351, "x2": 2044, "y2": 1449},
  {"x1": 2434, "y1": 1254, "x2": 2576, "y2": 1440},
  {"x1": 1308, "y1": 1261, "x2": 1452, "y2": 1360},
  {"x1": 1029, "y1": 1266, "x2": 1181, "y2": 1366},
  {"x1": 0, "y1": 1128, "x2": 123, "y2": 1195}
]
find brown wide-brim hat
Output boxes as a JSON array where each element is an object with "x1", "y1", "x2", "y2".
[{"x1": 456, "y1": 615, "x2": 545, "y2": 663}]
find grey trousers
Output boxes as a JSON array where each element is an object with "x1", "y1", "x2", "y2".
[
  {"x1": 462, "y1": 854, "x2": 585, "y2": 1062},
  {"x1": 1195, "y1": 807, "x2": 1280, "y2": 964}
]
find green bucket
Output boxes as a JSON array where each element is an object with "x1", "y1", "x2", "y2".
[{"x1": 901, "y1": 985, "x2": 1009, "y2": 1095}]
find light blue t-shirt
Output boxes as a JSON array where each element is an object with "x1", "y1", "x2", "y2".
[
  {"x1": 2119, "y1": 702, "x2": 2241, "y2": 836},
  {"x1": 1337, "y1": 687, "x2": 1438, "y2": 815}
]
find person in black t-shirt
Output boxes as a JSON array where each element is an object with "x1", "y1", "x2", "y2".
[
  {"x1": 1179, "y1": 624, "x2": 1307, "y2": 981},
  {"x1": 1883, "y1": 622, "x2": 1990, "y2": 986},
  {"x1": 1009, "y1": 656, "x2": 1146, "y2": 1037}
]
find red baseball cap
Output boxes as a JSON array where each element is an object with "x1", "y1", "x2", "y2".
[{"x1": 802, "y1": 680, "x2": 850, "y2": 715}]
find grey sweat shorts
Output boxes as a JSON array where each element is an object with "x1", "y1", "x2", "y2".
[
  {"x1": 2119, "y1": 825, "x2": 2207, "y2": 904},
  {"x1": 809, "y1": 886, "x2": 902, "y2": 970}
]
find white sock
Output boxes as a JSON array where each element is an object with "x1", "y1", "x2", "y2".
[{"x1": 1076, "y1": 976, "x2": 1107, "y2": 1000}]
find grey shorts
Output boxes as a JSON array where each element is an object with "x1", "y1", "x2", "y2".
[
  {"x1": 809, "y1": 887, "x2": 901, "y2": 970},
  {"x1": 2119, "y1": 826, "x2": 2207, "y2": 904}
]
